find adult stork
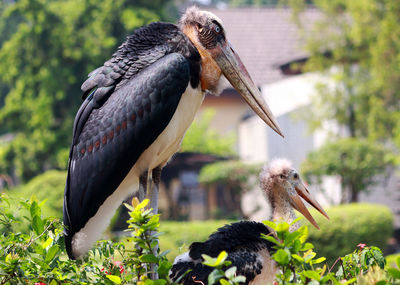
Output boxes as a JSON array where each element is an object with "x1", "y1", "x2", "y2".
[
  {"x1": 170, "y1": 159, "x2": 329, "y2": 285},
  {"x1": 63, "y1": 7, "x2": 283, "y2": 259}
]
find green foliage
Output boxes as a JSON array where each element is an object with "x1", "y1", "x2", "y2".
[
  {"x1": 6, "y1": 170, "x2": 66, "y2": 218},
  {"x1": 158, "y1": 220, "x2": 233, "y2": 262},
  {"x1": 199, "y1": 160, "x2": 261, "y2": 217},
  {"x1": 386, "y1": 253, "x2": 400, "y2": 269},
  {"x1": 0, "y1": 194, "x2": 176, "y2": 284},
  {"x1": 290, "y1": 0, "x2": 400, "y2": 141},
  {"x1": 336, "y1": 244, "x2": 385, "y2": 281},
  {"x1": 0, "y1": 0, "x2": 173, "y2": 182},
  {"x1": 123, "y1": 198, "x2": 173, "y2": 283},
  {"x1": 301, "y1": 138, "x2": 395, "y2": 202},
  {"x1": 267, "y1": 219, "x2": 398, "y2": 284},
  {"x1": 0, "y1": 193, "x2": 398, "y2": 284},
  {"x1": 306, "y1": 203, "x2": 393, "y2": 265},
  {"x1": 156, "y1": 204, "x2": 392, "y2": 266},
  {"x1": 199, "y1": 160, "x2": 260, "y2": 190},
  {"x1": 180, "y1": 109, "x2": 236, "y2": 156},
  {"x1": 201, "y1": 251, "x2": 246, "y2": 285},
  {"x1": 265, "y1": 219, "x2": 338, "y2": 284}
]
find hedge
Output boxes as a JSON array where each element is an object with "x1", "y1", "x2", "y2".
[
  {"x1": 6, "y1": 170, "x2": 66, "y2": 218},
  {"x1": 157, "y1": 203, "x2": 393, "y2": 265},
  {"x1": 302, "y1": 203, "x2": 393, "y2": 265}
]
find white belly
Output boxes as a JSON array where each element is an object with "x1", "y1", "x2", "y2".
[{"x1": 71, "y1": 84, "x2": 204, "y2": 258}]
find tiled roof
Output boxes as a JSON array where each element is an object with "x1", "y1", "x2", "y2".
[{"x1": 206, "y1": 7, "x2": 320, "y2": 86}]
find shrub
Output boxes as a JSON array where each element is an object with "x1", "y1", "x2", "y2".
[
  {"x1": 305, "y1": 203, "x2": 393, "y2": 265},
  {"x1": 6, "y1": 170, "x2": 66, "y2": 218},
  {"x1": 157, "y1": 220, "x2": 233, "y2": 262}
]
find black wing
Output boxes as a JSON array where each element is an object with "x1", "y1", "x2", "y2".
[
  {"x1": 63, "y1": 53, "x2": 191, "y2": 257},
  {"x1": 80, "y1": 22, "x2": 200, "y2": 102}
]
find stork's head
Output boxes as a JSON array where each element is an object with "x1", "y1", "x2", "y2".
[
  {"x1": 179, "y1": 7, "x2": 283, "y2": 137},
  {"x1": 260, "y1": 159, "x2": 329, "y2": 229}
]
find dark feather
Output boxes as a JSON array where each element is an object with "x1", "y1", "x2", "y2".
[
  {"x1": 81, "y1": 22, "x2": 200, "y2": 102},
  {"x1": 170, "y1": 221, "x2": 276, "y2": 285},
  {"x1": 64, "y1": 53, "x2": 194, "y2": 258}
]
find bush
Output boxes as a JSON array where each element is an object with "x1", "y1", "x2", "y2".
[
  {"x1": 6, "y1": 170, "x2": 66, "y2": 218},
  {"x1": 305, "y1": 203, "x2": 393, "y2": 265},
  {"x1": 158, "y1": 220, "x2": 233, "y2": 262}
]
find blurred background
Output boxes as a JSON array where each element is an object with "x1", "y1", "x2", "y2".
[{"x1": 0, "y1": 0, "x2": 399, "y2": 266}]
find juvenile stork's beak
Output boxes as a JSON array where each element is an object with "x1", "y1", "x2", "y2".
[
  {"x1": 213, "y1": 40, "x2": 284, "y2": 137},
  {"x1": 290, "y1": 181, "x2": 330, "y2": 229}
]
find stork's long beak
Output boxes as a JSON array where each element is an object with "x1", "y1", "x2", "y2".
[
  {"x1": 213, "y1": 41, "x2": 284, "y2": 137},
  {"x1": 290, "y1": 182, "x2": 329, "y2": 229}
]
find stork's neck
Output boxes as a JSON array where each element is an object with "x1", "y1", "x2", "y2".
[{"x1": 270, "y1": 196, "x2": 299, "y2": 232}]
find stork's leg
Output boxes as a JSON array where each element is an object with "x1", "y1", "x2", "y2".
[
  {"x1": 145, "y1": 166, "x2": 162, "y2": 280},
  {"x1": 138, "y1": 171, "x2": 148, "y2": 202},
  {"x1": 146, "y1": 166, "x2": 162, "y2": 214},
  {"x1": 150, "y1": 166, "x2": 162, "y2": 214}
]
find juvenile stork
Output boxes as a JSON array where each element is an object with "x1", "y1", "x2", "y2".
[
  {"x1": 63, "y1": 7, "x2": 283, "y2": 259},
  {"x1": 170, "y1": 159, "x2": 329, "y2": 285}
]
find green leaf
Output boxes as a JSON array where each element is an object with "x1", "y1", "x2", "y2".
[
  {"x1": 261, "y1": 234, "x2": 281, "y2": 245},
  {"x1": 42, "y1": 237, "x2": 53, "y2": 249},
  {"x1": 302, "y1": 270, "x2": 320, "y2": 280},
  {"x1": 397, "y1": 256, "x2": 400, "y2": 269},
  {"x1": 32, "y1": 215, "x2": 44, "y2": 235},
  {"x1": 158, "y1": 260, "x2": 172, "y2": 278},
  {"x1": 283, "y1": 231, "x2": 301, "y2": 246},
  {"x1": 225, "y1": 266, "x2": 237, "y2": 279},
  {"x1": 45, "y1": 245, "x2": 60, "y2": 263},
  {"x1": 215, "y1": 251, "x2": 228, "y2": 265},
  {"x1": 310, "y1": 256, "x2": 326, "y2": 265},
  {"x1": 203, "y1": 254, "x2": 218, "y2": 267},
  {"x1": 208, "y1": 269, "x2": 224, "y2": 285},
  {"x1": 275, "y1": 222, "x2": 290, "y2": 233},
  {"x1": 301, "y1": 242, "x2": 314, "y2": 251},
  {"x1": 232, "y1": 276, "x2": 246, "y2": 283},
  {"x1": 298, "y1": 225, "x2": 308, "y2": 243},
  {"x1": 372, "y1": 248, "x2": 385, "y2": 269},
  {"x1": 343, "y1": 278, "x2": 357, "y2": 284},
  {"x1": 304, "y1": 250, "x2": 317, "y2": 263},
  {"x1": 273, "y1": 249, "x2": 290, "y2": 265},
  {"x1": 30, "y1": 201, "x2": 41, "y2": 219},
  {"x1": 153, "y1": 280, "x2": 167, "y2": 285},
  {"x1": 262, "y1": 220, "x2": 277, "y2": 230},
  {"x1": 291, "y1": 254, "x2": 304, "y2": 262},
  {"x1": 387, "y1": 268, "x2": 400, "y2": 279},
  {"x1": 106, "y1": 275, "x2": 122, "y2": 284},
  {"x1": 139, "y1": 254, "x2": 158, "y2": 263},
  {"x1": 219, "y1": 279, "x2": 230, "y2": 285}
]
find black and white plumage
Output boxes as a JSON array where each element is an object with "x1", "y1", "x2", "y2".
[
  {"x1": 170, "y1": 159, "x2": 329, "y2": 285},
  {"x1": 63, "y1": 7, "x2": 283, "y2": 259}
]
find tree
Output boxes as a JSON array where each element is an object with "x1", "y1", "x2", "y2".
[
  {"x1": 301, "y1": 138, "x2": 395, "y2": 203},
  {"x1": 0, "y1": 0, "x2": 174, "y2": 182},
  {"x1": 290, "y1": 0, "x2": 400, "y2": 141},
  {"x1": 288, "y1": 0, "x2": 400, "y2": 201}
]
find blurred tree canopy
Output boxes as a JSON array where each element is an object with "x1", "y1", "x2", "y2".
[
  {"x1": 0, "y1": 0, "x2": 174, "y2": 182},
  {"x1": 180, "y1": 109, "x2": 236, "y2": 156},
  {"x1": 301, "y1": 138, "x2": 395, "y2": 203},
  {"x1": 290, "y1": 0, "x2": 400, "y2": 141},
  {"x1": 289, "y1": 0, "x2": 400, "y2": 201}
]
